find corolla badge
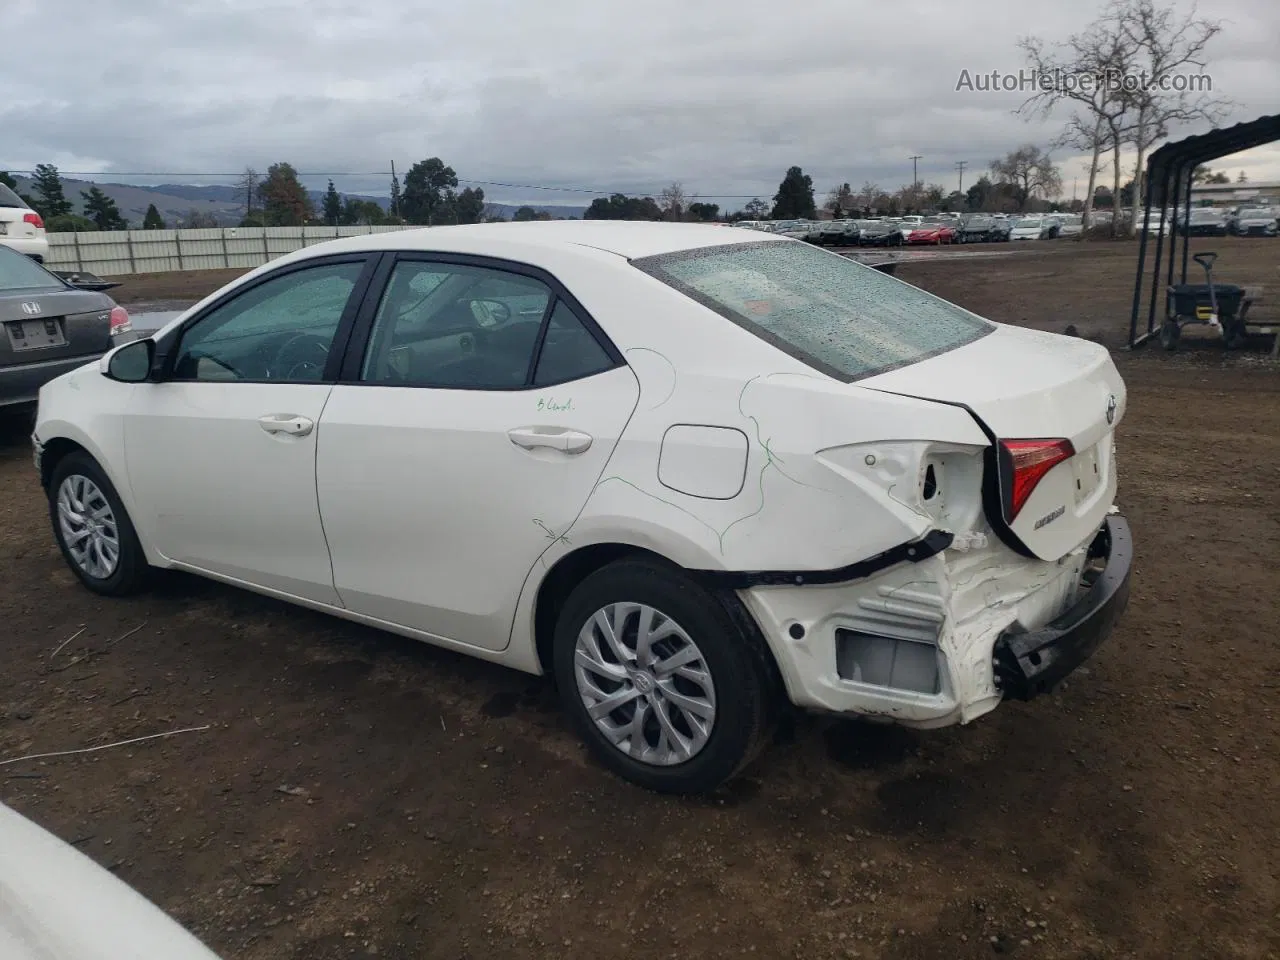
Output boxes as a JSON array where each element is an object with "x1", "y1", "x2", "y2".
[
  {"x1": 1106, "y1": 394, "x2": 1118, "y2": 425},
  {"x1": 21, "y1": 301, "x2": 41, "y2": 316}
]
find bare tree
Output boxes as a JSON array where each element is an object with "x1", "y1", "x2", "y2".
[
  {"x1": 235, "y1": 168, "x2": 261, "y2": 220},
  {"x1": 179, "y1": 209, "x2": 220, "y2": 229},
  {"x1": 824, "y1": 182, "x2": 854, "y2": 216},
  {"x1": 991, "y1": 146, "x2": 1063, "y2": 210},
  {"x1": 1018, "y1": 26, "x2": 1133, "y2": 230},
  {"x1": 659, "y1": 182, "x2": 686, "y2": 221},
  {"x1": 1108, "y1": 0, "x2": 1233, "y2": 235},
  {"x1": 856, "y1": 180, "x2": 881, "y2": 213}
]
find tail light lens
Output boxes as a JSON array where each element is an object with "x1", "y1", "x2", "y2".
[
  {"x1": 999, "y1": 439, "x2": 1074, "y2": 520},
  {"x1": 23, "y1": 212, "x2": 44, "y2": 229},
  {"x1": 109, "y1": 305, "x2": 132, "y2": 336}
]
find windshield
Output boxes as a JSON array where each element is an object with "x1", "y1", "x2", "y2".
[
  {"x1": 1190, "y1": 209, "x2": 1221, "y2": 221},
  {"x1": 1239, "y1": 208, "x2": 1272, "y2": 218},
  {"x1": 633, "y1": 240, "x2": 992, "y2": 382},
  {"x1": 0, "y1": 246, "x2": 64, "y2": 292},
  {"x1": 1015, "y1": 218, "x2": 1042, "y2": 228}
]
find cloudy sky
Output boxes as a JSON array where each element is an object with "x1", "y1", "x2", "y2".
[{"x1": 3, "y1": 0, "x2": 1277, "y2": 208}]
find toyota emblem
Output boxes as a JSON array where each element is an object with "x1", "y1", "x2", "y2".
[
  {"x1": 1106, "y1": 394, "x2": 1118, "y2": 425},
  {"x1": 21, "y1": 301, "x2": 40, "y2": 316}
]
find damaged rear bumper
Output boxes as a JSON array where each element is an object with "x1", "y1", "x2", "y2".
[{"x1": 992, "y1": 516, "x2": 1132, "y2": 700}]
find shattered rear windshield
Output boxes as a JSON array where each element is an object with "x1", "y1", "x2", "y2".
[{"x1": 632, "y1": 240, "x2": 992, "y2": 381}]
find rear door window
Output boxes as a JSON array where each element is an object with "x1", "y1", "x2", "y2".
[{"x1": 0, "y1": 184, "x2": 27, "y2": 208}]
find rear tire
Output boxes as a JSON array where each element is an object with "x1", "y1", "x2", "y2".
[
  {"x1": 48, "y1": 451, "x2": 151, "y2": 596},
  {"x1": 552, "y1": 559, "x2": 776, "y2": 793}
]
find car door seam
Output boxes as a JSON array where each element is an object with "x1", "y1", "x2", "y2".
[{"x1": 312, "y1": 384, "x2": 346, "y2": 608}]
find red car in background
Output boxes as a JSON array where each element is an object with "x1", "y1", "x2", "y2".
[{"x1": 906, "y1": 221, "x2": 957, "y2": 245}]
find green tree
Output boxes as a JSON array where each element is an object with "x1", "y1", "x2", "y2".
[
  {"x1": 257, "y1": 162, "x2": 314, "y2": 226},
  {"x1": 584, "y1": 193, "x2": 663, "y2": 220},
  {"x1": 45, "y1": 213, "x2": 97, "y2": 232},
  {"x1": 771, "y1": 166, "x2": 816, "y2": 219},
  {"x1": 239, "y1": 211, "x2": 267, "y2": 227},
  {"x1": 451, "y1": 186, "x2": 486, "y2": 224},
  {"x1": 142, "y1": 203, "x2": 166, "y2": 229},
  {"x1": 0, "y1": 171, "x2": 16, "y2": 189},
  {"x1": 32, "y1": 163, "x2": 73, "y2": 218},
  {"x1": 401, "y1": 158, "x2": 458, "y2": 225},
  {"x1": 966, "y1": 175, "x2": 995, "y2": 211},
  {"x1": 340, "y1": 198, "x2": 386, "y2": 226},
  {"x1": 743, "y1": 198, "x2": 770, "y2": 219},
  {"x1": 322, "y1": 180, "x2": 343, "y2": 226},
  {"x1": 687, "y1": 202, "x2": 720, "y2": 221},
  {"x1": 80, "y1": 186, "x2": 128, "y2": 230},
  {"x1": 389, "y1": 168, "x2": 403, "y2": 221}
]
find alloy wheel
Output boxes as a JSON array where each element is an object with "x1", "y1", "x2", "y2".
[
  {"x1": 57, "y1": 474, "x2": 120, "y2": 579},
  {"x1": 574, "y1": 602, "x2": 717, "y2": 766}
]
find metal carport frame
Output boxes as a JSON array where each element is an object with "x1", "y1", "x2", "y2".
[{"x1": 1128, "y1": 113, "x2": 1280, "y2": 348}]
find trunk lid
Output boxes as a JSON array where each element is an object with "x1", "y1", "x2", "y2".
[
  {"x1": 860, "y1": 324, "x2": 1125, "y2": 561},
  {"x1": 0, "y1": 290, "x2": 116, "y2": 369}
]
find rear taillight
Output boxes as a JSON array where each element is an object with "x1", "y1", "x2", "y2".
[
  {"x1": 999, "y1": 439, "x2": 1074, "y2": 520},
  {"x1": 109, "y1": 305, "x2": 132, "y2": 335},
  {"x1": 23, "y1": 212, "x2": 44, "y2": 229}
]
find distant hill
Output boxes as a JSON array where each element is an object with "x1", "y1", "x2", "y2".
[
  {"x1": 11, "y1": 176, "x2": 587, "y2": 226},
  {"x1": 12, "y1": 176, "x2": 243, "y2": 226}
]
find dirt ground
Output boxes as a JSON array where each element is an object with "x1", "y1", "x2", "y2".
[{"x1": 3, "y1": 239, "x2": 1279, "y2": 960}]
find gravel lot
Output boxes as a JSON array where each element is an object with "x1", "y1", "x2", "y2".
[{"x1": 3, "y1": 238, "x2": 1278, "y2": 959}]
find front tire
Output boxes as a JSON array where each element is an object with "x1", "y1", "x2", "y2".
[
  {"x1": 48, "y1": 451, "x2": 150, "y2": 596},
  {"x1": 552, "y1": 559, "x2": 776, "y2": 793}
]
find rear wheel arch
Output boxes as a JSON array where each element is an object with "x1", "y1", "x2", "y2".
[
  {"x1": 531, "y1": 543, "x2": 785, "y2": 701},
  {"x1": 533, "y1": 543, "x2": 678, "y2": 677}
]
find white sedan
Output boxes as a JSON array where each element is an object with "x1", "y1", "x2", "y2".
[
  {"x1": 1008, "y1": 217, "x2": 1051, "y2": 240},
  {"x1": 32, "y1": 222, "x2": 1132, "y2": 793}
]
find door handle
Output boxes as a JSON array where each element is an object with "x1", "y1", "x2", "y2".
[
  {"x1": 258, "y1": 414, "x2": 314, "y2": 437},
  {"x1": 508, "y1": 426, "x2": 593, "y2": 454}
]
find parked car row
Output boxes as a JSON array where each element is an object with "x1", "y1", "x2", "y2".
[
  {"x1": 733, "y1": 212, "x2": 1088, "y2": 246},
  {"x1": 1132, "y1": 206, "x2": 1278, "y2": 237}
]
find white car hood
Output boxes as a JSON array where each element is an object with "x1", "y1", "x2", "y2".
[{"x1": 0, "y1": 803, "x2": 221, "y2": 960}]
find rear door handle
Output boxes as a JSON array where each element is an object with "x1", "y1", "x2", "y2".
[
  {"x1": 258, "y1": 414, "x2": 314, "y2": 437},
  {"x1": 508, "y1": 426, "x2": 593, "y2": 454}
]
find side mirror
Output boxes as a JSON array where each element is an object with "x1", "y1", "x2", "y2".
[{"x1": 101, "y1": 338, "x2": 155, "y2": 383}]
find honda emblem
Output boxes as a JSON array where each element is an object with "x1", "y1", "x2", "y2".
[{"x1": 21, "y1": 301, "x2": 41, "y2": 316}]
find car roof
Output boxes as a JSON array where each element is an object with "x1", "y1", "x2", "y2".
[{"x1": 315, "y1": 220, "x2": 770, "y2": 261}]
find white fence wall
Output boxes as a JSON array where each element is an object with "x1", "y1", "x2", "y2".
[{"x1": 45, "y1": 224, "x2": 420, "y2": 277}]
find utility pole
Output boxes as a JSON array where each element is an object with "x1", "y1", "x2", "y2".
[
  {"x1": 389, "y1": 160, "x2": 399, "y2": 220},
  {"x1": 955, "y1": 160, "x2": 967, "y2": 194},
  {"x1": 909, "y1": 155, "x2": 922, "y2": 190}
]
